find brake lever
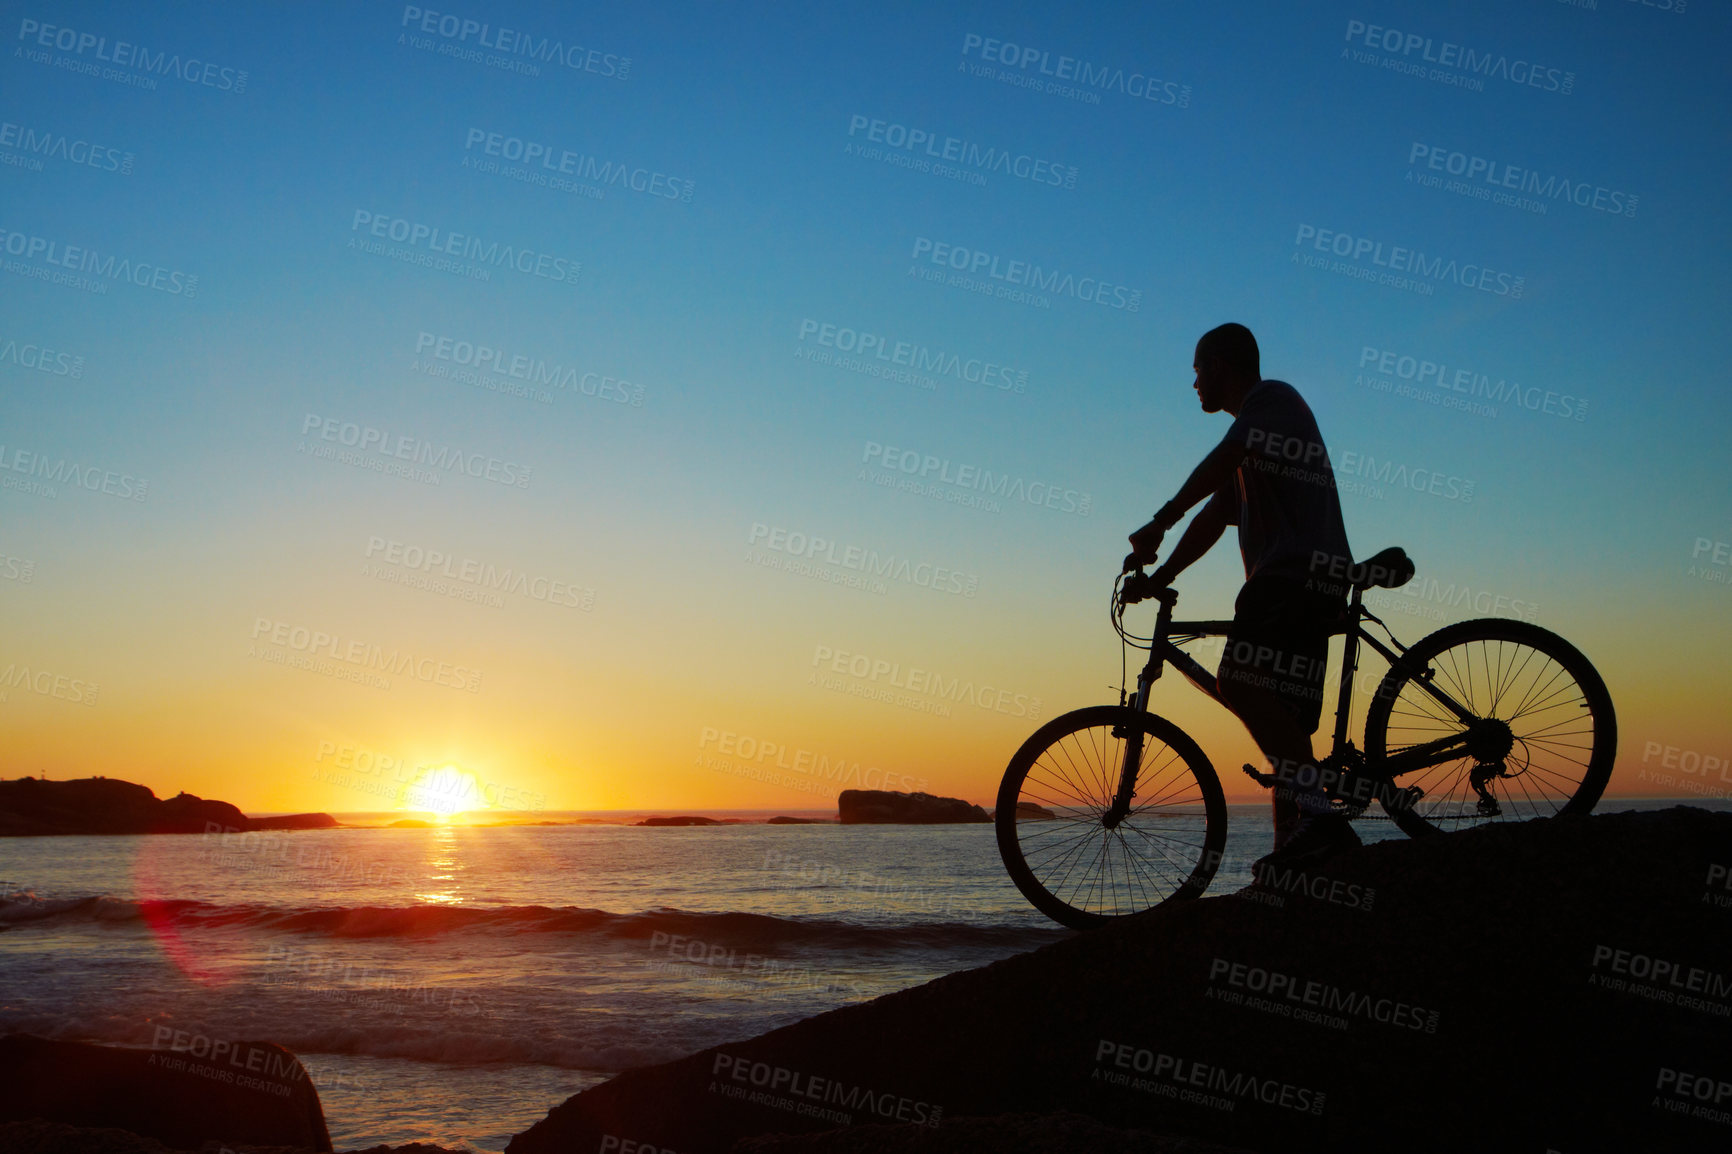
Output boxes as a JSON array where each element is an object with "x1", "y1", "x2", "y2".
[{"x1": 1119, "y1": 566, "x2": 1154, "y2": 607}]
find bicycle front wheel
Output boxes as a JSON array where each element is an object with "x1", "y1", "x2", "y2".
[
  {"x1": 1364, "y1": 618, "x2": 1616, "y2": 837},
  {"x1": 995, "y1": 706, "x2": 1226, "y2": 930}
]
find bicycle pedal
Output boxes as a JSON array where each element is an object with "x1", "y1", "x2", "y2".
[{"x1": 1241, "y1": 763, "x2": 1277, "y2": 787}]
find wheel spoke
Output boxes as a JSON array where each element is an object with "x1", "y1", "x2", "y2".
[
  {"x1": 1366, "y1": 624, "x2": 1611, "y2": 836},
  {"x1": 1002, "y1": 711, "x2": 1223, "y2": 926}
]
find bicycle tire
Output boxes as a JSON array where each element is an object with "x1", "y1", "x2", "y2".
[
  {"x1": 1363, "y1": 618, "x2": 1616, "y2": 837},
  {"x1": 995, "y1": 705, "x2": 1227, "y2": 930}
]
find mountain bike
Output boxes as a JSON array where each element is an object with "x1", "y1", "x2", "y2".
[{"x1": 995, "y1": 547, "x2": 1616, "y2": 929}]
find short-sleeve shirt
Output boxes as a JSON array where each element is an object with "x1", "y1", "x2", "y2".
[{"x1": 1204, "y1": 380, "x2": 1352, "y2": 595}]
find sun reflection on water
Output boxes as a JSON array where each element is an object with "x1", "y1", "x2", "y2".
[{"x1": 415, "y1": 825, "x2": 464, "y2": 906}]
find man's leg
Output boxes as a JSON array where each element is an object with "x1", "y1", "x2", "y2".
[
  {"x1": 1217, "y1": 676, "x2": 1327, "y2": 847},
  {"x1": 1219, "y1": 577, "x2": 1350, "y2": 855}
]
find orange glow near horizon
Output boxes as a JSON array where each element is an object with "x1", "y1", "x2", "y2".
[{"x1": 1, "y1": 572, "x2": 1726, "y2": 815}]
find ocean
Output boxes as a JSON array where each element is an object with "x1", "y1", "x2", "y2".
[{"x1": 0, "y1": 799, "x2": 1712, "y2": 1151}]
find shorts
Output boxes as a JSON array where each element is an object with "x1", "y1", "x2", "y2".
[{"x1": 1218, "y1": 575, "x2": 1344, "y2": 735}]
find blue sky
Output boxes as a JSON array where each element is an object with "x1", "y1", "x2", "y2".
[{"x1": 3, "y1": 0, "x2": 1728, "y2": 810}]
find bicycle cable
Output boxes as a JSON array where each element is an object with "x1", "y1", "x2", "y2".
[
  {"x1": 1356, "y1": 602, "x2": 1409, "y2": 656},
  {"x1": 1111, "y1": 571, "x2": 1168, "y2": 708},
  {"x1": 1109, "y1": 572, "x2": 1155, "y2": 649}
]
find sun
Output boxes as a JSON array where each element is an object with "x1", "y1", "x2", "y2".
[{"x1": 402, "y1": 764, "x2": 491, "y2": 824}]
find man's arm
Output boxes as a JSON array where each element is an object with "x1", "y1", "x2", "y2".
[
  {"x1": 1127, "y1": 438, "x2": 1248, "y2": 561},
  {"x1": 1149, "y1": 492, "x2": 1231, "y2": 585}
]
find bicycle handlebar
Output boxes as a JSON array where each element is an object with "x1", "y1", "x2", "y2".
[{"x1": 1118, "y1": 570, "x2": 1173, "y2": 607}]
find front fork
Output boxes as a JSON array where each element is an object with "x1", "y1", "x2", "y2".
[{"x1": 1105, "y1": 664, "x2": 1159, "y2": 829}]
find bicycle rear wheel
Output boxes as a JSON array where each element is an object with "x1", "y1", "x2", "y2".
[
  {"x1": 1364, "y1": 618, "x2": 1616, "y2": 837},
  {"x1": 995, "y1": 705, "x2": 1226, "y2": 930}
]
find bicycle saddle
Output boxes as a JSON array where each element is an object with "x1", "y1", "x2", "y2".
[{"x1": 1350, "y1": 547, "x2": 1415, "y2": 590}]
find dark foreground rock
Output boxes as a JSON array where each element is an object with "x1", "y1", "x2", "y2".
[
  {"x1": 0, "y1": 1035, "x2": 331, "y2": 1151},
  {"x1": 836, "y1": 790, "x2": 990, "y2": 824},
  {"x1": 0, "y1": 777, "x2": 337, "y2": 836},
  {"x1": 0, "y1": 1119, "x2": 464, "y2": 1154},
  {"x1": 733, "y1": 1112, "x2": 1258, "y2": 1152},
  {"x1": 506, "y1": 807, "x2": 1732, "y2": 1154}
]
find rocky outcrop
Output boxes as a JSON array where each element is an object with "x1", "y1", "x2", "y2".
[
  {"x1": 0, "y1": 1035, "x2": 331, "y2": 1151},
  {"x1": 505, "y1": 808, "x2": 1732, "y2": 1154},
  {"x1": 251, "y1": 812, "x2": 342, "y2": 830},
  {"x1": 837, "y1": 790, "x2": 990, "y2": 824},
  {"x1": 0, "y1": 777, "x2": 338, "y2": 837}
]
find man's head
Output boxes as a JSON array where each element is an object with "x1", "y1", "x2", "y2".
[{"x1": 1193, "y1": 323, "x2": 1260, "y2": 414}]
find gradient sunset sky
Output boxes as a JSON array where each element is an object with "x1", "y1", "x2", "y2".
[{"x1": 3, "y1": 0, "x2": 1728, "y2": 814}]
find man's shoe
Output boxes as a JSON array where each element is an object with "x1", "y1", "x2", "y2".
[{"x1": 1252, "y1": 813, "x2": 1361, "y2": 877}]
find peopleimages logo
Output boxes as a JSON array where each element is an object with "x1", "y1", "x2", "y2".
[
  {"x1": 413, "y1": 332, "x2": 644, "y2": 405},
  {"x1": 1335, "y1": 448, "x2": 1474, "y2": 503},
  {"x1": 0, "y1": 661, "x2": 98, "y2": 706},
  {"x1": 16, "y1": 17, "x2": 249, "y2": 92},
  {"x1": 699, "y1": 728, "x2": 928, "y2": 794},
  {"x1": 364, "y1": 536, "x2": 594, "y2": 610},
  {"x1": 0, "y1": 119, "x2": 132, "y2": 174},
  {"x1": 0, "y1": 443, "x2": 148, "y2": 502},
  {"x1": 749, "y1": 522, "x2": 979, "y2": 597},
  {"x1": 398, "y1": 6, "x2": 628, "y2": 78},
  {"x1": 0, "y1": 337, "x2": 83, "y2": 378},
  {"x1": 1407, "y1": 143, "x2": 1636, "y2": 218},
  {"x1": 1092, "y1": 1039, "x2": 1326, "y2": 1115},
  {"x1": 845, "y1": 114, "x2": 1076, "y2": 189},
  {"x1": 1357, "y1": 346, "x2": 1587, "y2": 422},
  {"x1": 250, "y1": 617, "x2": 483, "y2": 693},
  {"x1": 462, "y1": 128, "x2": 692, "y2": 202},
  {"x1": 1207, "y1": 957, "x2": 1440, "y2": 1034},
  {"x1": 959, "y1": 33, "x2": 1191, "y2": 107},
  {"x1": 797, "y1": 319, "x2": 1027, "y2": 393},
  {"x1": 862, "y1": 440, "x2": 1091, "y2": 516},
  {"x1": 1294, "y1": 224, "x2": 1523, "y2": 299},
  {"x1": 299, "y1": 414, "x2": 533, "y2": 489},
  {"x1": 810, "y1": 645, "x2": 1043, "y2": 720},
  {"x1": 909, "y1": 237, "x2": 1142, "y2": 311},
  {"x1": 1342, "y1": 19, "x2": 1574, "y2": 95},
  {"x1": 349, "y1": 210, "x2": 579, "y2": 284},
  {"x1": 0, "y1": 227, "x2": 197, "y2": 296}
]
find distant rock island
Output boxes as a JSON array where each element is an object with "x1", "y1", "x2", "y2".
[
  {"x1": 837, "y1": 789, "x2": 990, "y2": 824},
  {"x1": 0, "y1": 776, "x2": 337, "y2": 836}
]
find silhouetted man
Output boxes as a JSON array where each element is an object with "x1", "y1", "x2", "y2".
[{"x1": 1127, "y1": 323, "x2": 1356, "y2": 867}]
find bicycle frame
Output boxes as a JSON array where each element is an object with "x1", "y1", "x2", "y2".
[{"x1": 1106, "y1": 583, "x2": 1489, "y2": 819}]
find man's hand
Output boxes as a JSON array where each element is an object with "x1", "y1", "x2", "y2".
[{"x1": 1127, "y1": 518, "x2": 1166, "y2": 565}]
